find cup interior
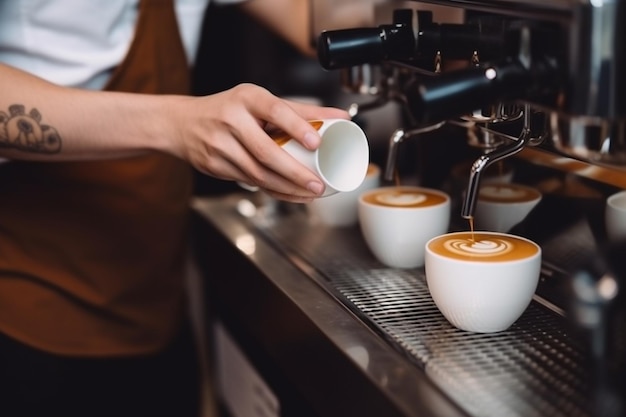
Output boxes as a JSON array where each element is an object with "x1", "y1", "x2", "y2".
[{"x1": 317, "y1": 121, "x2": 369, "y2": 192}]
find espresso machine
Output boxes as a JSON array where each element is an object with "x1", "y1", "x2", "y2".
[
  {"x1": 316, "y1": 1, "x2": 626, "y2": 415},
  {"x1": 191, "y1": 2, "x2": 626, "y2": 417}
]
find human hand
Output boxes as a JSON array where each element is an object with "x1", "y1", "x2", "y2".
[{"x1": 174, "y1": 83, "x2": 350, "y2": 203}]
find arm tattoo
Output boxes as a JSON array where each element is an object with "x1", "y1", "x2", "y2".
[{"x1": 0, "y1": 104, "x2": 62, "y2": 154}]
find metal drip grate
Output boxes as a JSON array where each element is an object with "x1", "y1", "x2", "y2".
[{"x1": 249, "y1": 205, "x2": 593, "y2": 417}]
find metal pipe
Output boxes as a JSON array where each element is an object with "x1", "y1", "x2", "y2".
[
  {"x1": 383, "y1": 122, "x2": 446, "y2": 182},
  {"x1": 461, "y1": 107, "x2": 533, "y2": 219}
]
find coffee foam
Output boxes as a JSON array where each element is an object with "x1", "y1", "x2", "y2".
[
  {"x1": 362, "y1": 187, "x2": 447, "y2": 208},
  {"x1": 428, "y1": 232, "x2": 539, "y2": 262},
  {"x1": 376, "y1": 192, "x2": 426, "y2": 206},
  {"x1": 478, "y1": 184, "x2": 541, "y2": 203}
]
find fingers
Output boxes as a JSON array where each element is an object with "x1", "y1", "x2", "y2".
[
  {"x1": 282, "y1": 99, "x2": 351, "y2": 123},
  {"x1": 219, "y1": 86, "x2": 334, "y2": 195},
  {"x1": 231, "y1": 133, "x2": 327, "y2": 197},
  {"x1": 187, "y1": 84, "x2": 357, "y2": 201},
  {"x1": 195, "y1": 128, "x2": 325, "y2": 199},
  {"x1": 239, "y1": 85, "x2": 349, "y2": 151}
]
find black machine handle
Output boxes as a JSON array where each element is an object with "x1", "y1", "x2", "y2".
[
  {"x1": 317, "y1": 8, "x2": 415, "y2": 70},
  {"x1": 405, "y1": 58, "x2": 555, "y2": 125},
  {"x1": 317, "y1": 25, "x2": 415, "y2": 70},
  {"x1": 317, "y1": 10, "x2": 505, "y2": 71}
]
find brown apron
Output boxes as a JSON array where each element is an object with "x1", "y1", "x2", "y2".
[{"x1": 0, "y1": 0, "x2": 194, "y2": 356}]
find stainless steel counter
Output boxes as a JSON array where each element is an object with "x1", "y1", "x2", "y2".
[{"x1": 191, "y1": 192, "x2": 597, "y2": 417}]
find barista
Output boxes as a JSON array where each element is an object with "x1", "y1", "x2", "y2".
[{"x1": 0, "y1": 0, "x2": 374, "y2": 416}]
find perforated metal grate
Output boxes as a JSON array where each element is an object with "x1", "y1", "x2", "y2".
[{"x1": 250, "y1": 205, "x2": 593, "y2": 417}]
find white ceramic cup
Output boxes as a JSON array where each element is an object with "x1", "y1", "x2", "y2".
[
  {"x1": 271, "y1": 119, "x2": 369, "y2": 197},
  {"x1": 474, "y1": 183, "x2": 542, "y2": 233},
  {"x1": 606, "y1": 189, "x2": 626, "y2": 242},
  {"x1": 425, "y1": 231, "x2": 542, "y2": 333},
  {"x1": 307, "y1": 163, "x2": 381, "y2": 227},
  {"x1": 358, "y1": 186, "x2": 451, "y2": 268}
]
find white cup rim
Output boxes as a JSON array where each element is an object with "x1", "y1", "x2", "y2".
[
  {"x1": 425, "y1": 231, "x2": 541, "y2": 264},
  {"x1": 315, "y1": 119, "x2": 369, "y2": 193},
  {"x1": 607, "y1": 190, "x2": 626, "y2": 212}
]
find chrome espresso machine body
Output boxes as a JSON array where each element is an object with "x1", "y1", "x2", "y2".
[
  {"x1": 192, "y1": 3, "x2": 626, "y2": 417},
  {"x1": 318, "y1": 0, "x2": 626, "y2": 214},
  {"x1": 315, "y1": 1, "x2": 626, "y2": 416}
]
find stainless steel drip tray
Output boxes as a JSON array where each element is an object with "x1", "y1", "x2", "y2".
[{"x1": 243, "y1": 199, "x2": 594, "y2": 417}]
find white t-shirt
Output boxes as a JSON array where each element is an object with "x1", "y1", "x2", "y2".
[{"x1": 0, "y1": 0, "x2": 242, "y2": 89}]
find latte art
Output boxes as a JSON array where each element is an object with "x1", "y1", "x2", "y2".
[
  {"x1": 425, "y1": 230, "x2": 542, "y2": 333},
  {"x1": 361, "y1": 186, "x2": 448, "y2": 208},
  {"x1": 375, "y1": 192, "x2": 426, "y2": 206},
  {"x1": 428, "y1": 232, "x2": 539, "y2": 262},
  {"x1": 443, "y1": 237, "x2": 514, "y2": 258}
]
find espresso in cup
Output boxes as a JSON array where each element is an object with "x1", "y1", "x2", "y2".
[
  {"x1": 425, "y1": 231, "x2": 541, "y2": 333},
  {"x1": 358, "y1": 186, "x2": 451, "y2": 268},
  {"x1": 427, "y1": 232, "x2": 539, "y2": 261},
  {"x1": 361, "y1": 187, "x2": 448, "y2": 208}
]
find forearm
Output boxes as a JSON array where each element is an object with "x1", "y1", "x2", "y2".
[
  {"x1": 0, "y1": 63, "x2": 182, "y2": 161},
  {"x1": 0, "y1": 63, "x2": 351, "y2": 202}
]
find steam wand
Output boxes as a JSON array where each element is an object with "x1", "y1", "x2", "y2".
[
  {"x1": 383, "y1": 122, "x2": 446, "y2": 182},
  {"x1": 460, "y1": 104, "x2": 534, "y2": 219}
]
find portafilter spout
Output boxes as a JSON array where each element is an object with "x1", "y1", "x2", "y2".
[{"x1": 461, "y1": 110, "x2": 533, "y2": 219}]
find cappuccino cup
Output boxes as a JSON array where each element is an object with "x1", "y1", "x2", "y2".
[
  {"x1": 474, "y1": 183, "x2": 542, "y2": 233},
  {"x1": 308, "y1": 163, "x2": 381, "y2": 227},
  {"x1": 425, "y1": 231, "x2": 541, "y2": 333},
  {"x1": 358, "y1": 186, "x2": 450, "y2": 268},
  {"x1": 606, "y1": 189, "x2": 626, "y2": 242},
  {"x1": 270, "y1": 119, "x2": 369, "y2": 197}
]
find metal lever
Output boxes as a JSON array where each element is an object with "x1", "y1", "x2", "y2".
[
  {"x1": 383, "y1": 122, "x2": 446, "y2": 182},
  {"x1": 461, "y1": 105, "x2": 533, "y2": 219}
]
